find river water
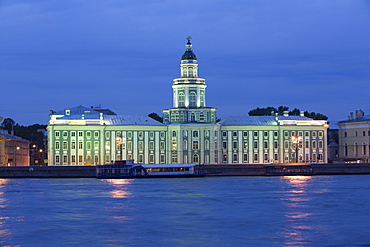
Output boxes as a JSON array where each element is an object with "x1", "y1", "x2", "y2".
[{"x1": 0, "y1": 175, "x2": 369, "y2": 246}]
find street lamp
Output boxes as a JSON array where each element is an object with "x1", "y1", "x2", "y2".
[{"x1": 291, "y1": 135, "x2": 302, "y2": 163}]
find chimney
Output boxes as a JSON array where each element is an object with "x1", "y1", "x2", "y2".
[
  {"x1": 350, "y1": 112, "x2": 354, "y2": 120},
  {"x1": 356, "y1": 110, "x2": 364, "y2": 119},
  {"x1": 283, "y1": 111, "x2": 289, "y2": 117},
  {"x1": 300, "y1": 111, "x2": 304, "y2": 117}
]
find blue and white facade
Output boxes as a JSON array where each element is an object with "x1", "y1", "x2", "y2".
[{"x1": 47, "y1": 39, "x2": 328, "y2": 165}]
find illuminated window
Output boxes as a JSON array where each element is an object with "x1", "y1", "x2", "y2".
[
  {"x1": 243, "y1": 141, "x2": 248, "y2": 149},
  {"x1": 71, "y1": 142, "x2": 76, "y2": 149},
  {"x1": 172, "y1": 142, "x2": 177, "y2": 149},
  {"x1": 86, "y1": 142, "x2": 91, "y2": 150},
  {"x1": 78, "y1": 155, "x2": 83, "y2": 163},
  {"x1": 189, "y1": 92, "x2": 196, "y2": 107},
  {"x1": 178, "y1": 92, "x2": 185, "y2": 107},
  {"x1": 94, "y1": 141, "x2": 99, "y2": 150},
  {"x1": 94, "y1": 131, "x2": 99, "y2": 138},
  {"x1": 63, "y1": 141, "x2": 68, "y2": 150},
  {"x1": 71, "y1": 155, "x2": 76, "y2": 163},
  {"x1": 63, "y1": 155, "x2": 68, "y2": 163},
  {"x1": 193, "y1": 141, "x2": 199, "y2": 150},
  {"x1": 55, "y1": 155, "x2": 60, "y2": 163},
  {"x1": 78, "y1": 142, "x2": 83, "y2": 149},
  {"x1": 86, "y1": 131, "x2": 91, "y2": 138}
]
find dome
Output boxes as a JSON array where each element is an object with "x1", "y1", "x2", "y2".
[{"x1": 181, "y1": 39, "x2": 197, "y2": 60}]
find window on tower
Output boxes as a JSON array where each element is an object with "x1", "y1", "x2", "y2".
[
  {"x1": 178, "y1": 93, "x2": 185, "y2": 107},
  {"x1": 189, "y1": 92, "x2": 196, "y2": 107}
]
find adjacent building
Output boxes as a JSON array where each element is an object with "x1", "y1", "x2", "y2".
[
  {"x1": 337, "y1": 110, "x2": 370, "y2": 163},
  {"x1": 47, "y1": 38, "x2": 328, "y2": 166},
  {"x1": 0, "y1": 130, "x2": 30, "y2": 166}
]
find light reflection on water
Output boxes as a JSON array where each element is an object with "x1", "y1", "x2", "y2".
[
  {"x1": 0, "y1": 176, "x2": 369, "y2": 246},
  {"x1": 279, "y1": 176, "x2": 313, "y2": 246}
]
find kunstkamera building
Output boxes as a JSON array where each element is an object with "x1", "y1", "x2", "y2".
[{"x1": 47, "y1": 39, "x2": 328, "y2": 166}]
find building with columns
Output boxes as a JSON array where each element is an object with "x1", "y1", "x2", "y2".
[{"x1": 47, "y1": 38, "x2": 328, "y2": 166}]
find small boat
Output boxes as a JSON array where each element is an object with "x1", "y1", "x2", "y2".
[{"x1": 96, "y1": 160, "x2": 204, "y2": 178}]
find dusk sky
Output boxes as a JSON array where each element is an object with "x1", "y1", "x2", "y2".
[{"x1": 1, "y1": 0, "x2": 369, "y2": 126}]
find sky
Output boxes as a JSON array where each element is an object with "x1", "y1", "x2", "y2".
[{"x1": 1, "y1": 0, "x2": 370, "y2": 126}]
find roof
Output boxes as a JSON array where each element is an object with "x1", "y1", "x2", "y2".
[
  {"x1": 0, "y1": 131, "x2": 30, "y2": 142},
  {"x1": 181, "y1": 40, "x2": 197, "y2": 60},
  {"x1": 104, "y1": 115, "x2": 164, "y2": 126},
  {"x1": 53, "y1": 105, "x2": 116, "y2": 116},
  {"x1": 219, "y1": 115, "x2": 317, "y2": 126},
  {"x1": 337, "y1": 115, "x2": 370, "y2": 124}
]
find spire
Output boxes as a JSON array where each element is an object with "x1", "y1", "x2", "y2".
[{"x1": 181, "y1": 36, "x2": 197, "y2": 60}]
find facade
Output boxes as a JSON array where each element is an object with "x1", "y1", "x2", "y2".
[
  {"x1": 337, "y1": 110, "x2": 370, "y2": 163},
  {"x1": 47, "y1": 38, "x2": 328, "y2": 166},
  {"x1": 0, "y1": 130, "x2": 30, "y2": 166}
]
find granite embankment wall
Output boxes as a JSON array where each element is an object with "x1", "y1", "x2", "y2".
[
  {"x1": 0, "y1": 166, "x2": 96, "y2": 178},
  {"x1": 0, "y1": 163, "x2": 370, "y2": 178}
]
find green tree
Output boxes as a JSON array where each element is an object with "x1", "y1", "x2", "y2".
[{"x1": 248, "y1": 106, "x2": 328, "y2": 120}]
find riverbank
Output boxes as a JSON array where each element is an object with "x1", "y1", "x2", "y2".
[{"x1": 1, "y1": 163, "x2": 370, "y2": 178}]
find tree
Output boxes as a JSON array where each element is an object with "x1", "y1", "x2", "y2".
[
  {"x1": 248, "y1": 106, "x2": 328, "y2": 120},
  {"x1": 148, "y1": 113, "x2": 163, "y2": 123},
  {"x1": 1, "y1": 118, "x2": 16, "y2": 132}
]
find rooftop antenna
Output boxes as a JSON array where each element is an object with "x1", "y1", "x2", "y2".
[{"x1": 186, "y1": 36, "x2": 192, "y2": 42}]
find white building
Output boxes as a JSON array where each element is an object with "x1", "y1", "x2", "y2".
[{"x1": 47, "y1": 38, "x2": 328, "y2": 166}]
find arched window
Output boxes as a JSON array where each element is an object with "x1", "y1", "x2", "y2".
[
  {"x1": 193, "y1": 154, "x2": 199, "y2": 163},
  {"x1": 189, "y1": 92, "x2": 196, "y2": 107},
  {"x1": 178, "y1": 92, "x2": 185, "y2": 107},
  {"x1": 191, "y1": 113, "x2": 195, "y2": 122}
]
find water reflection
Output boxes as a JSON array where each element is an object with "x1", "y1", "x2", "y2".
[
  {"x1": 279, "y1": 176, "x2": 313, "y2": 246},
  {"x1": 0, "y1": 179, "x2": 11, "y2": 241},
  {"x1": 103, "y1": 179, "x2": 132, "y2": 198}
]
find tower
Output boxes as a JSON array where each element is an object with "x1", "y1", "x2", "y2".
[{"x1": 163, "y1": 37, "x2": 217, "y2": 124}]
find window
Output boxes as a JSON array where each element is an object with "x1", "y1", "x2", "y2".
[
  {"x1": 71, "y1": 142, "x2": 76, "y2": 149},
  {"x1": 193, "y1": 154, "x2": 199, "y2": 163},
  {"x1": 127, "y1": 132, "x2": 132, "y2": 139},
  {"x1": 160, "y1": 141, "x2": 165, "y2": 150},
  {"x1": 172, "y1": 153, "x2": 178, "y2": 163},
  {"x1": 55, "y1": 155, "x2": 60, "y2": 163},
  {"x1": 149, "y1": 132, "x2": 154, "y2": 139},
  {"x1": 86, "y1": 142, "x2": 91, "y2": 150},
  {"x1": 105, "y1": 131, "x2": 110, "y2": 139},
  {"x1": 222, "y1": 141, "x2": 227, "y2": 149},
  {"x1": 94, "y1": 141, "x2": 99, "y2": 150},
  {"x1": 63, "y1": 131, "x2": 68, "y2": 137},
  {"x1": 160, "y1": 132, "x2": 165, "y2": 139},
  {"x1": 344, "y1": 132, "x2": 347, "y2": 137},
  {"x1": 215, "y1": 141, "x2": 218, "y2": 149},
  {"x1": 178, "y1": 92, "x2": 185, "y2": 107},
  {"x1": 312, "y1": 132, "x2": 316, "y2": 138},
  {"x1": 222, "y1": 131, "x2": 227, "y2": 137},
  {"x1": 264, "y1": 141, "x2": 268, "y2": 149},
  {"x1": 298, "y1": 131, "x2": 303, "y2": 136},
  {"x1": 105, "y1": 155, "x2": 110, "y2": 163},
  {"x1": 78, "y1": 131, "x2": 83, "y2": 137},
  {"x1": 274, "y1": 141, "x2": 278, "y2": 149},
  {"x1": 243, "y1": 141, "x2": 248, "y2": 149},
  {"x1": 55, "y1": 131, "x2": 60, "y2": 137},
  {"x1": 274, "y1": 153, "x2": 278, "y2": 161},
  {"x1": 149, "y1": 154, "x2": 154, "y2": 163},
  {"x1": 205, "y1": 140, "x2": 210, "y2": 150},
  {"x1": 63, "y1": 155, "x2": 68, "y2": 163},
  {"x1": 305, "y1": 132, "x2": 309, "y2": 137},
  {"x1": 319, "y1": 131, "x2": 323, "y2": 138},
  {"x1": 274, "y1": 131, "x2": 278, "y2": 137},
  {"x1": 183, "y1": 130, "x2": 187, "y2": 137},
  {"x1": 193, "y1": 141, "x2": 199, "y2": 150},
  {"x1": 363, "y1": 143, "x2": 366, "y2": 155},
  {"x1": 94, "y1": 131, "x2": 99, "y2": 138},
  {"x1": 138, "y1": 132, "x2": 143, "y2": 139},
  {"x1": 305, "y1": 141, "x2": 309, "y2": 148},
  {"x1": 149, "y1": 141, "x2": 154, "y2": 150},
  {"x1": 243, "y1": 154, "x2": 248, "y2": 162},
  {"x1": 243, "y1": 131, "x2": 248, "y2": 137},
  {"x1": 319, "y1": 141, "x2": 323, "y2": 149},
  {"x1": 264, "y1": 131, "x2": 268, "y2": 137},
  {"x1": 78, "y1": 155, "x2": 83, "y2": 163},
  {"x1": 254, "y1": 131, "x2": 258, "y2": 137},
  {"x1": 105, "y1": 141, "x2": 110, "y2": 150},
  {"x1": 264, "y1": 153, "x2": 268, "y2": 161},
  {"x1": 253, "y1": 141, "x2": 258, "y2": 149},
  {"x1": 71, "y1": 132, "x2": 76, "y2": 137},
  {"x1": 284, "y1": 141, "x2": 289, "y2": 149},
  {"x1": 139, "y1": 142, "x2": 143, "y2": 150},
  {"x1": 55, "y1": 142, "x2": 60, "y2": 149},
  {"x1": 71, "y1": 155, "x2": 76, "y2": 163},
  {"x1": 189, "y1": 92, "x2": 197, "y2": 107},
  {"x1": 233, "y1": 131, "x2": 237, "y2": 137},
  {"x1": 127, "y1": 142, "x2": 132, "y2": 151},
  {"x1": 78, "y1": 142, "x2": 83, "y2": 149},
  {"x1": 223, "y1": 154, "x2": 227, "y2": 163},
  {"x1": 205, "y1": 130, "x2": 209, "y2": 138},
  {"x1": 254, "y1": 154, "x2": 258, "y2": 161},
  {"x1": 284, "y1": 131, "x2": 289, "y2": 137},
  {"x1": 193, "y1": 131, "x2": 199, "y2": 138},
  {"x1": 312, "y1": 141, "x2": 316, "y2": 149},
  {"x1": 86, "y1": 131, "x2": 91, "y2": 138},
  {"x1": 233, "y1": 154, "x2": 238, "y2": 162},
  {"x1": 160, "y1": 154, "x2": 165, "y2": 164},
  {"x1": 172, "y1": 131, "x2": 177, "y2": 137},
  {"x1": 138, "y1": 154, "x2": 143, "y2": 163},
  {"x1": 233, "y1": 141, "x2": 237, "y2": 149},
  {"x1": 63, "y1": 141, "x2": 68, "y2": 150},
  {"x1": 172, "y1": 142, "x2": 177, "y2": 149}
]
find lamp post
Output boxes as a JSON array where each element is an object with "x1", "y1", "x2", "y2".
[
  {"x1": 291, "y1": 135, "x2": 302, "y2": 163},
  {"x1": 116, "y1": 136, "x2": 123, "y2": 161}
]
